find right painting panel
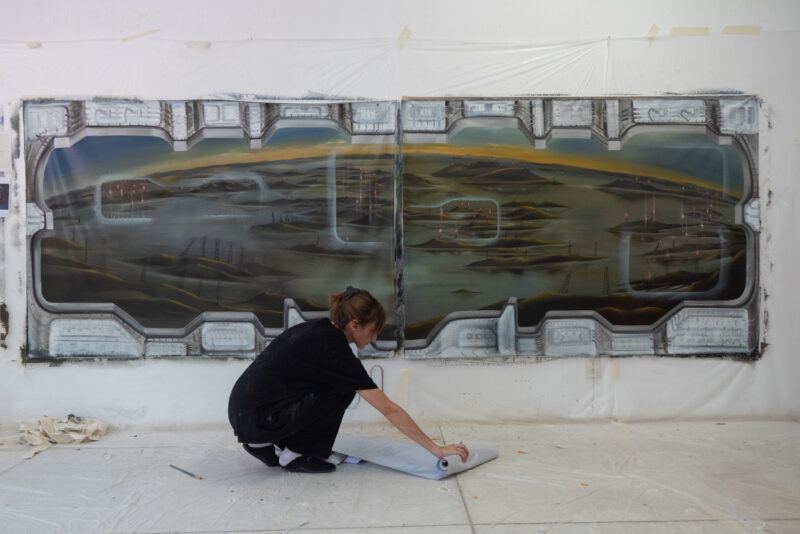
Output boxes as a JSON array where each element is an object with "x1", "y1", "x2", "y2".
[{"x1": 402, "y1": 121, "x2": 750, "y2": 341}]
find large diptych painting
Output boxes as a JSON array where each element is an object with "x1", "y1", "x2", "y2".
[{"x1": 23, "y1": 98, "x2": 759, "y2": 359}]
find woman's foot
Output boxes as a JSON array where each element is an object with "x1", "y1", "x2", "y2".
[
  {"x1": 243, "y1": 444, "x2": 279, "y2": 467},
  {"x1": 282, "y1": 455, "x2": 336, "y2": 473}
]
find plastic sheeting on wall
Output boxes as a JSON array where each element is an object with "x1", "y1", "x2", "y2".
[
  {"x1": 0, "y1": 37, "x2": 612, "y2": 100},
  {"x1": 22, "y1": 95, "x2": 759, "y2": 360},
  {"x1": 1, "y1": 0, "x2": 799, "y2": 424}
]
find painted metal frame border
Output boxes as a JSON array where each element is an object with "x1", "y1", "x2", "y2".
[{"x1": 21, "y1": 96, "x2": 760, "y2": 360}]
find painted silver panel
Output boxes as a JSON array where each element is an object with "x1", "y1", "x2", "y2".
[
  {"x1": 351, "y1": 102, "x2": 396, "y2": 134},
  {"x1": 280, "y1": 103, "x2": 330, "y2": 119},
  {"x1": 26, "y1": 202, "x2": 46, "y2": 235},
  {"x1": 531, "y1": 99, "x2": 546, "y2": 137},
  {"x1": 84, "y1": 101, "x2": 162, "y2": 127},
  {"x1": 667, "y1": 308, "x2": 750, "y2": 353},
  {"x1": 551, "y1": 100, "x2": 592, "y2": 127},
  {"x1": 145, "y1": 341, "x2": 187, "y2": 357},
  {"x1": 496, "y1": 303, "x2": 516, "y2": 356},
  {"x1": 719, "y1": 99, "x2": 758, "y2": 135},
  {"x1": 168, "y1": 101, "x2": 190, "y2": 142},
  {"x1": 744, "y1": 198, "x2": 761, "y2": 232},
  {"x1": 543, "y1": 319, "x2": 596, "y2": 356},
  {"x1": 405, "y1": 318, "x2": 499, "y2": 358},
  {"x1": 605, "y1": 99, "x2": 620, "y2": 139},
  {"x1": 633, "y1": 99, "x2": 706, "y2": 124},
  {"x1": 402, "y1": 101, "x2": 447, "y2": 131},
  {"x1": 463, "y1": 100, "x2": 516, "y2": 117},
  {"x1": 459, "y1": 327, "x2": 497, "y2": 347},
  {"x1": 202, "y1": 101, "x2": 241, "y2": 127},
  {"x1": 286, "y1": 307, "x2": 305, "y2": 328},
  {"x1": 201, "y1": 322, "x2": 256, "y2": 351},
  {"x1": 516, "y1": 336, "x2": 543, "y2": 356},
  {"x1": 25, "y1": 104, "x2": 69, "y2": 139},
  {"x1": 609, "y1": 333, "x2": 655, "y2": 355},
  {"x1": 246, "y1": 103, "x2": 264, "y2": 138},
  {"x1": 49, "y1": 318, "x2": 141, "y2": 358}
]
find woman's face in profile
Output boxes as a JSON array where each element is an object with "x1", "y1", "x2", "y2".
[{"x1": 348, "y1": 320, "x2": 380, "y2": 349}]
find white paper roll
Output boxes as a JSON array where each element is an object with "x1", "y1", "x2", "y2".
[{"x1": 333, "y1": 435, "x2": 498, "y2": 480}]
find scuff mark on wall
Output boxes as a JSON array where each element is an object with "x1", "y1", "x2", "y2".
[
  {"x1": 0, "y1": 303, "x2": 8, "y2": 347},
  {"x1": 397, "y1": 26, "x2": 412, "y2": 49},
  {"x1": 121, "y1": 29, "x2": 160, "y2": 42}
]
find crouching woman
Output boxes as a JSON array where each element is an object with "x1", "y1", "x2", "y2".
[{"x1": 228, "y1": 286, "x2": 468, "y2": 473}]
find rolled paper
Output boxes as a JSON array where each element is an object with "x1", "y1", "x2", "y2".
[{"x1": 333, "y1": 434, "x2": 498, "y2": 480}]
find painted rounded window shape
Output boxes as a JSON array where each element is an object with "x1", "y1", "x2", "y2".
[
  {"x1": 37, "y1": 128, "x2": 397, "y2": 338},
  {"x1": 401, "y1": 126, "x2": 752, "y2": 339}
]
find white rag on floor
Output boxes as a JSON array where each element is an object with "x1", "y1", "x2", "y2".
[{"x1": 1, "y1": 415, "x2": 109, "y2": 459}]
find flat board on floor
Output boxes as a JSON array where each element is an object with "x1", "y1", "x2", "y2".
[{"x1": 333, "y1": 434, "x2": 498, "y2": 480}]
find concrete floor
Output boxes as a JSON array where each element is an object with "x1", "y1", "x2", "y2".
[{"x1": 0, "y1": 421, "x2": 798, "y2": 534}]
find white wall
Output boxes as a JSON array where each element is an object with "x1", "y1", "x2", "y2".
[{"x1": 1, "y1": 0, "x2": 799, "y2": 426}]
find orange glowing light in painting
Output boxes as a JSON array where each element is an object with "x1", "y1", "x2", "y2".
[{"x1": 134, "y1": 142, "x2": 740, "y2": 197}]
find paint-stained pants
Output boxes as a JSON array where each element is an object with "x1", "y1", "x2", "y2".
[{"x1": 230, "y1": 389, "x2": 355, "y2": 458}]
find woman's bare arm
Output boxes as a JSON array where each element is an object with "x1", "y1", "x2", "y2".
[{"x1": 357, "y1": 388, "x2": 468, "y2": 461}]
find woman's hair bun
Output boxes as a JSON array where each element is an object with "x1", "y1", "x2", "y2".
[{"x1": 328, "y1": 286, "x2": 386, "y2": 333}]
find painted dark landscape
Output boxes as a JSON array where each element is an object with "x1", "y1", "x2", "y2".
[
  {"x1": 39, "y1": 133, "x2": 397, "y2": 336},
  {"x1": 37, "y1": 127, "x2": 750, "y2": 341},
  {"x1": 402, "y1": 131, "x2": 748, "y2": 338}
]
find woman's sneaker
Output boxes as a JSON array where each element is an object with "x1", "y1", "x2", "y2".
[
  {"x1": 282, "y1": 455, "x2": 336, "y2": 473},
  {"x1": 243, "y1": 444, "x2": 279, "y2": 467}
]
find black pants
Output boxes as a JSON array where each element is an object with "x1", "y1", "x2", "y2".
[{"x1": 230, "y1": 389, "x2": 355, "y2": 458}]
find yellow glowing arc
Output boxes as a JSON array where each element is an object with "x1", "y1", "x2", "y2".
[{"x1": 135, "y1": 142, "x2": 737, "y2": 195}]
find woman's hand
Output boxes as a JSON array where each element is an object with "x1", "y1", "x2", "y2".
[
  {"x1": 358, "y1": 389, "x2": 471, "y2": 463},
  {"x1": 435, "y1": 443, "x2": 469, "y2": 462}
]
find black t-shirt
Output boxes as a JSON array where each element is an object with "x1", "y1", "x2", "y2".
[{"x1": 228, "y1": 318, "x2": 378, "y2": 415}]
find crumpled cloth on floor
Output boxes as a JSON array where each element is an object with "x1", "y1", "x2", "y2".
[{"x1": 1, "y1": 415, "x2": 109, "y2": 459}]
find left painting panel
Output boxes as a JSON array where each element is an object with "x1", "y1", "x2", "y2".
[{"x1": 29, "y1": 101, "x2": 398, "y2": 356}]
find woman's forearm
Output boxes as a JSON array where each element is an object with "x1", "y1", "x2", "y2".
[
  {"x1": 384, "y1": 406, "x2": 439, "y2": 455},
  {"x1": 357, "y1": 389, "x2": 469, "y2": 462}
]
